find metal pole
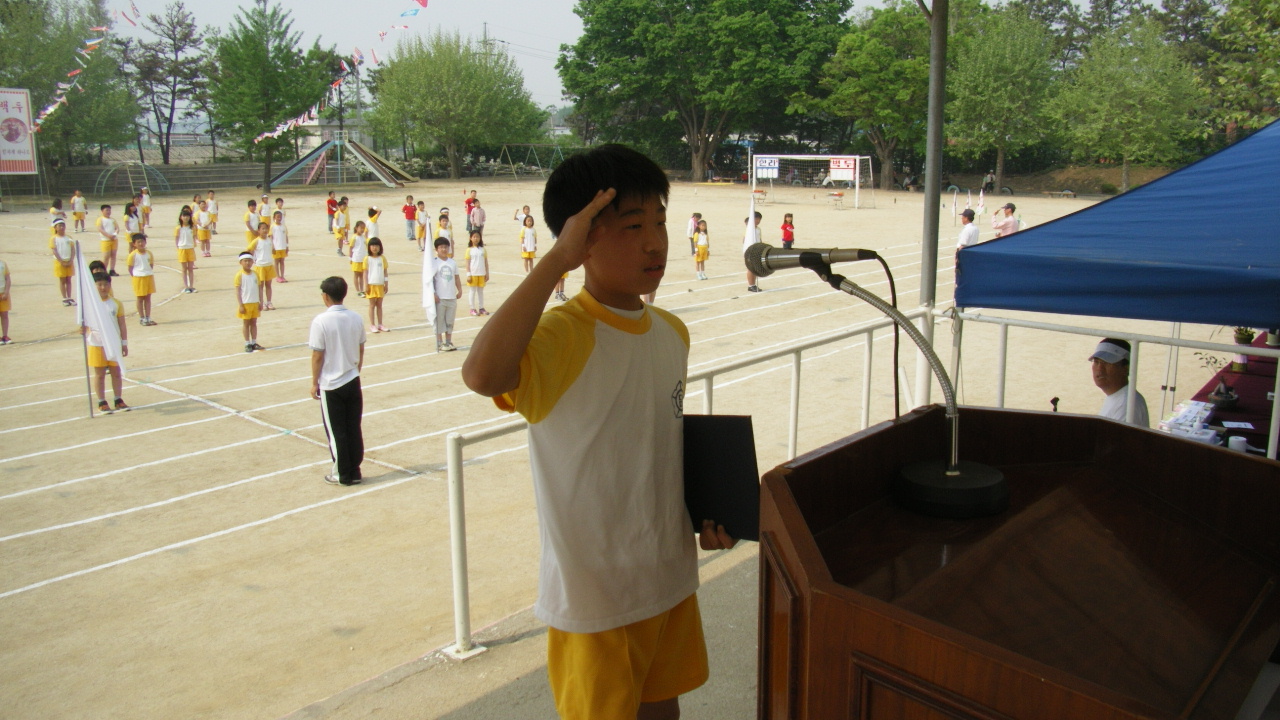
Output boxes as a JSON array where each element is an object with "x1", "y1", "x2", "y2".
[
  {"x1": 702, "y1": 376, "x2": 714, "y2": 415},
  {"x1": 788, "y1": 351, "x2": 801, "y2": 459},
  {"x1": 996, "y1": 323, "x2": 1008, "y2": 408},
  {"x1": 1126, "y1": 343, "x2": 1140, "y2": 425},
  {"x1": 443, "y1": 432, "x2": 485, "y2": 659},
  {"x1": 914, "y1": 0, "x2": 948, "y2": 408},
  {"x1": 1269, "y1": 372, "x2": 1279, "y2": 460},
  {"x1": 861, "y1": 331, "x2": 873, "y2": 430}
]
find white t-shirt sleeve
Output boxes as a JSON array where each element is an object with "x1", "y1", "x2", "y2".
[{"x1": 308, "y1": 316, "x2": 325, "y2": 352}]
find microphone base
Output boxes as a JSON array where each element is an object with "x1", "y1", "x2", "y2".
[{"x1": 894, "y1": 460, "x2": 1008, "y2": 519}]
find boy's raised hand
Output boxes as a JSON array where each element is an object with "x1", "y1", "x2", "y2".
[{"x1": 547, "y1": 188, "x2": 616, "y2": 272}]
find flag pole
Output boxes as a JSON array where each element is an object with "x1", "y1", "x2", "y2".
[{"x1": 74, "y1": 239, "x2": 95, "y2": 418}]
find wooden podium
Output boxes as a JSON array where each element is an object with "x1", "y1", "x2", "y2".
[{"x1": 758, "y1": 406, "x2": 1280, "y2": 719}]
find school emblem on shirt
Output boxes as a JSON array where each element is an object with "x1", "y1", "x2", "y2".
[{"x1": 671, "y1": 380, "x2": 684, "y2": 418}]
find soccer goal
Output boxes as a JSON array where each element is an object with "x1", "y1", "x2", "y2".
[{"x1": 751, "y1": 154, "x2": 876, "y2": 209}]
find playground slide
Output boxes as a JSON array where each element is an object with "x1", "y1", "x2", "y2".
[
  {"x1": 269, "y1": 139, "x2": 336, "y2": 188},
  {"x1": 347, "y1": 142, "x2": 418, "y2": 186}
]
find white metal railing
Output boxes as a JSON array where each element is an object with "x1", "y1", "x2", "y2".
[
  {"x1": 440, "y1": 307, "x2": 929, "y2": 657},
  {"x1": 948, "y1": 309, "x2": 1280, "y2": 460}
]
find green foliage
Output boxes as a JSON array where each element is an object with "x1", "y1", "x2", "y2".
[
  {"x1": 803, "y1": 1, "x2": 929, "y2": 189},
  {"x1": 1209, "y1": 0, "x2": 1280, "y2": 129},
  {"x1": 367, "y1": 31, "x2": 546, "y2": 179},
  {"x1": 207, "y1": 0, "x2": 334, "y2": 188},
  {"x1": 1047, "y1": 19, "x2": 1205, "y2": 191},
  {"x1": 124, "y1": 1, "x2": 204, "y2": 165},
  {"x1": 0, "y1": 0, "x2": 139, "y2": 170},
  {"x1": 559, "y1": 0, "x2": 851, "y2": 179},
  {"x1": 947, "y1": 9, "x2": 1055, "y2": 179},
  {"x1": 1153, "y1": 0, "x2": 1223, "y2": 70},
  {"x1": 1099, "y1": 182, "x2": 1118, "y2": 194},
  {"x1": 1005, "y1": 0, "x2": 1087, "y2": 70}
]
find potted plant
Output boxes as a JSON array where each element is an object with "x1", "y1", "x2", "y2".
[{"x1": 1232, "y1": 327, "x2": 1256, "y2": 371}]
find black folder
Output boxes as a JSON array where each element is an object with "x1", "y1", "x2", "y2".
[{"x1": 683, "y1": 414, "x2": 761, "y2": 542}]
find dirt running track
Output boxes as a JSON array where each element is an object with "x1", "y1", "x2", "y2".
[{"x1": 0, "y1": 179, "x2": 1226, "y2": 718}]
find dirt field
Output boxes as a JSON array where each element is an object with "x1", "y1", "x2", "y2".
[{"x1": 0, "y1": 178, "x2": 1228, "y2": 718}]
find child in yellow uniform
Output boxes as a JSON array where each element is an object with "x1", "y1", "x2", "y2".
[
  {"x1": 436, "y1": 210, "x2": 454, "y2": 257},
  {"x1": 0, "y1": 256, "x2": 12, "y2": 344},
  {"x1": 174, "y1": 209, "x2": 197, "y2": 293},
  {"x1": 247, "y1": 222, "x2": 276, "y2": 310},
  {"x1": 464, "y1": 230, "x2": 488, "y2": 316},
  {"x1": 206, "y1": 190, "x2": 219, "y2": 235},
  {"x1": 139, "y1": 187, "x2": 152, "y2": 228},
  {"x1": 195, "y1": 200, "x2": 212, "y2": 257},
  {"x1": 519, "y1": 214, "x2": 537, "y2": 274},
  {"x1": 48, "y1": 199, "x2": 67, "y2": 234},
  {"x1": 70, "y1": 190, "x2": 87, "y2": 232},
  {"x1": 365, "y1": 238, "x2": 389, "y2": 332},
  {"x1": 333, "y1": 199, "x2": 349, "y2": 255},
  {"x1": 366, "y1": 206, "x2": 381, "y2": 240},
  {"x1": 234, "y1": 252, "x2": 262, "y2": 352},
  {"x1": 349, "y1": 220, "x2": 369, "y2": 298},
  {"x1": 83, "y1": 271, "x2": 129, "y2": 413},
  {"x1": 270, "y1": 210, "x2": 289, "y2": 282},
  {"x1": 414, "y1": 200, "x2": 428, "y2": 252},
  {"x1": 96, "y1": 204, "x2": 120, "y2": 275},
  {"x1": 243, "y1": 199, "x2": 259, "y2": 245},
  {"x1": 126, "y1": 233, "x2": 157, "y2": 325},
  {"x1": 50, "y1": 219, "x2": 77, "y2": 306},
  {"x1": 693, "y1": 219, "x2": 710, "y2": 280}
]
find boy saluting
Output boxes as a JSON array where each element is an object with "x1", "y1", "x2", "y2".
[{"x1": 462, "y1": 144, "x2": 735, "y2": 720}]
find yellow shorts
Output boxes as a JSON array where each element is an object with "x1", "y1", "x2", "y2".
[
  {"x1": 253, "y1": 265, "x2": 276, "y2": 283},
  {"x1": 209, "y1": 213, "x2": 218, "y2": 222},
  {"x1": 73, "y1": 212, "x2": 86, "y2": 221},
  {"x1": 350, "y1": 261, "x2": 366, "y2": 273},
  {"x1": 416, "y1": 225, "x2": 426, "y2": 240},
  {"x1": 100, "y1": 239, "x2": 117, "y2": 253},
  {"x1": 87, "y1": 345, "x2": 119, "y2": 368},
  {"x1": 131, "y1": 275, "x2": 156, "y2": 297},
  {"x1": 466, "y1": 276, "x2": 486, "y2": 287},
  {"x1": 245, "y1": 231, "x2": 256, "y2": 244},
  {"x1": 547, "y1": 594, "x2": 708, "y2": 719},
  {"x1": 521, "y1": 251, "x2": 536, "y2": 259},
  {"x1": 238, "y1": 302, "x2": 260, "y2": 320},
  {"x1": 366, "y1": 284, "x2": 385, "y2": 299},
  {"x1": 695, "y1": 248, "x2": 709, "y2": 262},
  {"x1": 272, "y1": 249, "x2": 288, "y2": 259},
  {"x1": 196, "y1": 229, "x2": 211, "y2": 241},
  {"x1": 54, "y1": 260, "x2": 75, "y2": 279},
  {"x1": 176, "y1": 248, "x2": 196, "y2": 263},
  {"x1": 0, "y1": 297, "x2": 9, "y2": 313}
]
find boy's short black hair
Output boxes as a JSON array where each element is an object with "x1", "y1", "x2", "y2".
[
  {"x1": 542, "y1": 144, "x2": 669, "y2": 237},
  {"x1": 130, "y1": 233, "x2": 146, "y2": 243},
  {"x1": 434, "y1": 237, "x2": 451, "y2": 248},
  {"x1": 92, "y1": 271, "x2": 110, "y2": 283},
  {"x1": 320, "y1": 276, "x2": 348, "y2": 302},
  {"x1": 100, "y1": 204, "x2": 111, "y2": 211}
]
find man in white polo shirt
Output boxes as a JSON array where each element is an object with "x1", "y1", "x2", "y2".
[
  {"x1": 1090, "y1": 338, "x2": 1150, "y2": 427},
  {"x1": 310, "y1": 276, "x2": 367, "y2": 485}
]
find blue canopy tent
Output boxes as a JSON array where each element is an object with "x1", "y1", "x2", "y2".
[{"x1": 955, "y1": 120, "x2": 1280, "y2": 329}]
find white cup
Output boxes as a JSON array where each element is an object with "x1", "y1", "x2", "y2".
[{"x1": 1228, "y1": 436, "x2": 1248, "y2": 453}]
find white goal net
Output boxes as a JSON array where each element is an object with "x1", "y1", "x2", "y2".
[{"x1": 750, "y1": 154, "x2": 876, "y2": 209}]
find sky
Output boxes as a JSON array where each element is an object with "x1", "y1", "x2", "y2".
[{"x1": 117, "y1": 0, "x2": 584, "y2": 108}]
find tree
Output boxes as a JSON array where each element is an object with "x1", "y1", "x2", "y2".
[
  {"x1": 0, "y1": 0, "x2": 138, "y2": 174},
  {"x1": 1208, "y1": 0, "x2": 1279, "y2": 130},
  {"x1": 1153, "y1": 0, "x2": 1223, "y2": 70},
  {"x1": 1006, "y1": 0, "x2": 1087, "y2": 70},
  {"x1": 803, "y1": 3, "x2": 930, "y2": 189},
  {"x1": 207, "y1": 0, "x2": 334, "y2": 190},
  {"x1": 946, "y1": 9, "x2": 1055, "y2": 191},
  {"x1": 368, "y1": 31, "x2": 546, "y2": 179},
  {"x1": 559, "y1": 0, "x2": 851, "y2": 181},
  {"x1": 1048, "y1": 19, "x2": 1204, "y2": 191},
  {"x1": 124, "y1": 1, "x2": 204, "y2": 165},
  {"x1": 1085, "y1": 0, "x2": 1148, "y2": 35}
]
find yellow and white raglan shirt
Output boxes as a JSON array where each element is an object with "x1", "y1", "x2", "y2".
[{"x1": 496, "y1": 290, "x2": 698, "y2": 634}]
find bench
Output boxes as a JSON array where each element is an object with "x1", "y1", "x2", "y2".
[
  {"x1": 827, "y1": 191, "x2": 844, "y2": 208},
  {"x1": 1044, "y1": 190, "x2": 1076, "y2": 198},
  {"x1": 752, "y1": 188, "x2": 768, "y2": 204}
]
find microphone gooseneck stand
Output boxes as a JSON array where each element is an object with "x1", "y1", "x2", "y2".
[{"x1": 800, "y1": 253, "x2": 1008, "y2": 519}]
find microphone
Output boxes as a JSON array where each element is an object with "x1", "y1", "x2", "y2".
[{"x1": 744, "y1": 242, "x2": 878, "y2": 277}]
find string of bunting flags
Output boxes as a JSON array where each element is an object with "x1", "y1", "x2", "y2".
[
  {"x1": 30, "y1": 0, "x2": 428, "y2": 137},
  {"x1": 252, "y1": 1, "x2": 427, "y2": 144}
]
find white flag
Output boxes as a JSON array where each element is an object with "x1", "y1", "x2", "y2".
[{"x1": 75, "y1": 242, "x2": 126, "y2": 375}]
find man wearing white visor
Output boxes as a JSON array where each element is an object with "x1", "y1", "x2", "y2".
[{"x1": 1090, "y1": 338, "x2": 1149, "y2": 427}]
